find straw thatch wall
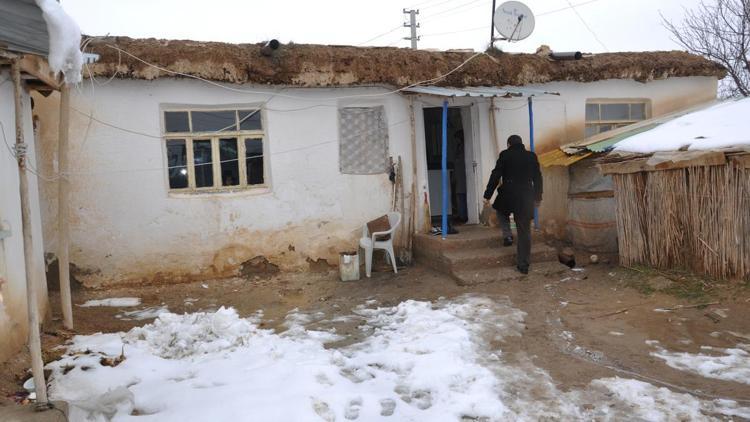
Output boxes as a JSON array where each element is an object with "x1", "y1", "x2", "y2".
[{"x1": 611, "y1": 157, "x2": 750, "y2": 280}]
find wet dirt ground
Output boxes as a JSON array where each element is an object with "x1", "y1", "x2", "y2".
[{"x1": 2, "y1": 260, "x2": 749, "y2": 411}]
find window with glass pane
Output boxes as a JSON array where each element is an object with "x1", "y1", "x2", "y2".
[
  {"x1": 165, "y1": 111, "x2": 190, "y2": 133},
  {"x1": 191, "y1": 111, "x2": 237, "y2": 132},
  {"x1": 584, "y1": 101, "x2": 649, "y2": 139},
  {"x1": 166, "y1": 139, "x2": 188, "y2": 189},
  {"x1": 239, "y1": 110, "x2": 262, "y2": 131},
  {"x1": 193, "y1": 140, "x2": 214, "y2": 188},
  {"x1": 219, "y1": 138, "x2": 240, "y2": 186},
  {"x1": 245, "y1": 138, "x2": 264, "y2": 185}
]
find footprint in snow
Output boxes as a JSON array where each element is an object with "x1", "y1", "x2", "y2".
[
  {"x1": 344, "y1": 397, "x2": 363, "y2": 420},
  {"x1": 311, "y1": 397, "x2": 335, "y2": 422},
  {"x1": 380, "y1": 398, "x2": 397, "y2": 416}
]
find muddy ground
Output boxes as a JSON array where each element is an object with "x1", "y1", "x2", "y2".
[{"x1": 2, "y1": 259, "x2": 749, "y2": 410}]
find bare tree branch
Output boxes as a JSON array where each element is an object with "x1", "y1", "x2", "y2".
[{"x1": 664, "y1": 0, "x2": 749, "y2": 97}]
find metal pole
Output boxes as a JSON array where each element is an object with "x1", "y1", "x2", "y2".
[
  {"x1": 441, "y1": 100, "x2": 449, "y2": 239},
  {"x1": 403, "y1": 9, "x2": 419, "y2": 50},
  {"x1": 11, "y1": 59, "x2": 49, "y2": 407},
  {"x1": 57, "y1": 83, "x2": 73, "y2": 330},
  {"x1": 528, "y1": 96, "x2": 539, "y2": 230},
  {"x1": 490, "y1": 0, "x2": 497, "y2": 48}
]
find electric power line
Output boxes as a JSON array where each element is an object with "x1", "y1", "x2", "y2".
[{"x1": 564, "y1": 0, "x2": 609, "y2": 51}]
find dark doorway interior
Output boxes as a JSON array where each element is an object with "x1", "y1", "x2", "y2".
[{"x1": 423, "y1": 107, "x2": 468, "y2": 226}]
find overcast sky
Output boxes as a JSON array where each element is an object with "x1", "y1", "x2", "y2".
[{"x1": 61, "y1": 0, "x2": 701, "y2": 54}]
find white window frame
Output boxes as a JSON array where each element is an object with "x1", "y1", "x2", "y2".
[
  {"x1": 585, "y1": 99, "x2": 651, "y2": 138},
  {"x1": 161, "y1": 107, "x2": 267, "y2": 193}
]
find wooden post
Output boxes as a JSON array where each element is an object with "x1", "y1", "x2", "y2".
[
  {"x1": 57, "y1": 83, "x2": 73, "y2": 329},
  {"x1": 408, "y1": 98, "x2": 419, "y2": 256},
  {"x1": 11, "y1": 59, "x2": 49, "y2": 406}
]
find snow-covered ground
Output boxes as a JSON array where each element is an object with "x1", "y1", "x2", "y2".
[
  {"x1": 614, "y1": 97, "x2": 750, "y2": 154},
  {"x1": 651, "y1": 343, "x2": 750, "y2": 386},
  {"x1": 47, "y1": 295, "x2": 750, "y2": 421},
  {"x1": 78, "y1": 298, "x2": 142, "y2": 308}
]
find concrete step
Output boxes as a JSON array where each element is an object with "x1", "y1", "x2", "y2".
[
  {"x1": 454, "y1": 261, "x2": 571, "y2": 286},
  {"x1": 442, "y1": 243, "x2": 559, "y2": 272},
  {"x1": 414, "y1": 225, "x2": 545, "y2": 254}
]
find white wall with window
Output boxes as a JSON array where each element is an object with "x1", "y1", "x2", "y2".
[{"x1": 33, "y1": 78, "x2": 414, "y2": 286}]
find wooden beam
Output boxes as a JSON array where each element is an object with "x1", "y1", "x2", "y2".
[
  {"x1": 57, "y1": 83, "x2": 74, "y2": 329},
  {"x1": 730, "y1": 154, "x2": 750, "y2": 169},
  {"x1": 600, "y1": 151, "x2": 727, "y2": 174},
  {"x1": 19, "y1": 55, "x2": 60, "y2": 91},
  {"x1": 11, "y1": 59, "x2": 50, "y2": 407}
]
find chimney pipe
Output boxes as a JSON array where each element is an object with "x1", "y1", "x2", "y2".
[
  {"x1": 261, "y1": 39, "x2": 281, "y2": 57},
  {"x1": 550, "y1": 51, "x2": 583, "y2": 61}
]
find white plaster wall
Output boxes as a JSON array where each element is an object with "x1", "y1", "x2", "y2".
[
  {"x1": 0, "y1": 70, "x2": 49, "y2": 363},
  {"x1": 38, "y1": 80, "x2": 415, "y2": 285}
]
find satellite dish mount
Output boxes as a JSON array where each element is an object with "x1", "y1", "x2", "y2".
[{"x1": 490, "y1": 1, "x2": 536, "y2": 48}]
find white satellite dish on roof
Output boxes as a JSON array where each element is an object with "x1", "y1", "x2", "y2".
[{"x1": 493, "y1": 1, "x2": 535, "y2": 42}]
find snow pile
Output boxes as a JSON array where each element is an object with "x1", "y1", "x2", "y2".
[
  {"x1": 614, "y1": 98, "x2": 750, "y2": 153},
  {"x1": 124, "y1": 307, "x2": 255, "y2": 359},
  {"x1": 46, "y1": 296, "x2": 750, "y2": 421},
  {"x1": 116, "y1": 306, "x2": 170, "y2": 321},
  {"x1": 35, "y1": 0, "x2": 83, "y2": 84},
  {"x1": 79, "y1": 297, "x2": 141, "y2": 307},
  {"x1": 651, "y1": 344, "x2": 750, "y2": 385}
]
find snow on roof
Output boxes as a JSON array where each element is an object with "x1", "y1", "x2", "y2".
[
  {"x1": 35, "y1": 0, "x2": 82, "y2": 84},
  {"x1": 614, "y1": 98, "x2": 750, "y2": 154},
  {"x1": 82, "y1": 36, "x2": 727, "y2": 88}
]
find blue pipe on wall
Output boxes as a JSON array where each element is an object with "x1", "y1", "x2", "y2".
[
  {"x1": 528, "y1": 96, "x2": 539, "y2": 230},
  {"x1": 441, "y1": 100, "x2": 449, "y2": 239}
]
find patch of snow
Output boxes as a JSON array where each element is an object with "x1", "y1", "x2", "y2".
[
  {"x1": 79, "y1": 297, "x2": 141, "y2": 308},
  {"x1": 614, "y1": 98, "x2": 750, "y2": 153},
  {"x1": 608, "y1": 331, "x2": 624, "y2": 336},
  {"x1": 35, "y1": 0, "x2": 83, "y2": 84},
  {"x1": 47, "y1": 296, "x2": 750, "y2": 421},
  {"x1": 116, "y1": 306, "x2": 170, "y2": 321},
  {"x1": 651, "y1": 345, "x2": 750, "y2": 385},
  {"x1": 645, "y1": 340, "x2": 660, "y2": 346},
  {"x1": 653, "y1": 308, "x2": 671, "y2": 313}
]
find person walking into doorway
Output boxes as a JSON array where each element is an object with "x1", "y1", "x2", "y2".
[{"x1": 483, "y1": 135, "x2": 543, "y2": 274}]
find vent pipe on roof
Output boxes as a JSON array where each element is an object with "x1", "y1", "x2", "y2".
[
  {"x1": 550, "y1": 51, "x2": 583, "y2": 61},
  {"x1": 261, "y1": 39, "x2": 280, "y2": 57}
]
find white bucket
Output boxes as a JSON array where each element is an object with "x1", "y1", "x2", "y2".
[{"x1": 339, "y1": 252, "x2": 360, "y2": 282}]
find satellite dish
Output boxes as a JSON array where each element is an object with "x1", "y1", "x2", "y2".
[{"x1": 493, "y1": 1, "x2": 535, "y2": 42}]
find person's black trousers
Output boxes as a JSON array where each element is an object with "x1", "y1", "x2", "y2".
[{"x1": 497, "y1": 210, "x2": 532, "y2": 271}]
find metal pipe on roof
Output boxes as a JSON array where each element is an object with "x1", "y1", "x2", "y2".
[
  {"x1": 550, "y1": 51, "x2": 583, "y2": 61},
  {"x1": 260, "y1": 39, "x2": 280, "y2": 57}
]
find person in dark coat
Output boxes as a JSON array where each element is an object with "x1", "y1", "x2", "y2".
[{"x1": 483, "y1": 135, "x2": 543, "y2": 274}]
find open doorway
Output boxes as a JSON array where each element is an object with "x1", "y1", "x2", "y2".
[{"x1": 423, "y1": 106, "x2": 475, "y2": 228}]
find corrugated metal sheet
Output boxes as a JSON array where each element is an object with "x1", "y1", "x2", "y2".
[
  {"x1": 539, "y1": 149, "x2": 592, "y2": 167},
  {"x1": 586, "y1": 123, "x2": 662, "y2": 153},
  {"x1": 403, "y1": 86, "x2": 558, "y2": 98},
  {"x1": 0, "y1": 0, "x2": 48, "y2": 56}
]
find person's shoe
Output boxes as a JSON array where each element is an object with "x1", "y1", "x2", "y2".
[
  {"x1": 503, "y1": 236, "x2": 514, "y2": 247},
  {"x1": 517, "y1": 265, "x2": 529, "y2": 275}
]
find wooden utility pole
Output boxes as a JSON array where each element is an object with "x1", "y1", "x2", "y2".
[
  {"x1": 11, "y1": 59, "x2": 49, "y2": 406},
  {"x1": 57, "y1": 83, "x2": 73, "y2": 329}
]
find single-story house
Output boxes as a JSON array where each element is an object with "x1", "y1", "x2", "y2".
[
  {"x1": 599, "y1": 98, "x2": 750, "y2": 281},
  {"x1": 0, "y1": 0, "x2": 66, "y2": 363},
  {"x1": 32, "y1": 35, "x2": 725, "y2": 286}
]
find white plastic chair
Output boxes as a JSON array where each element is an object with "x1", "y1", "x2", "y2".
[{"x1": 359, "y1": 212, "x2": 401, "y2": 278}]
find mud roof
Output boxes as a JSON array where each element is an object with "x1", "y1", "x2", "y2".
[{"x1": 83, "y1": 36, "x2": 727, "y2": 88}]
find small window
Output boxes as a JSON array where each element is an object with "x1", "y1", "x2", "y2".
[
  {"x1": 585, "y1": 100, "x2": 649, "y2": 139},
  {"x1": 245, "y1": 138, "x2": 264, "y2": 185},
  {"x1": 220, "y1": 138, "x2": 240, "y2": 187},
  {"x1": 192, "y1": 110, "x2": 237, "y2": 132},
  {"x1": 239, "y1": 110, "x2": 262, "y2": 131},
  {"x1": 166, "y1": 139, "x2": 188, "y2": 189},
  {"x1": 339, "y1": 106, "x2": 389, "y2": 175},
  {"x1": 162, "y1": 107, "x2": 266, "y2": 192},
  {"x1": 193, "y1": 140, "x2": 214, "y2": 188},
  {"x1": 164, "y1": 111, "x2": 189, "y2": 133}
]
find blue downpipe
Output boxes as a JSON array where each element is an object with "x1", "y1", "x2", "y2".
[
  {"x1": 441, "y1": 101, "x2": 449, "y2": 239},
  {"x1": 528, "y1": 97, "x2": 540, "y2": 230}
]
